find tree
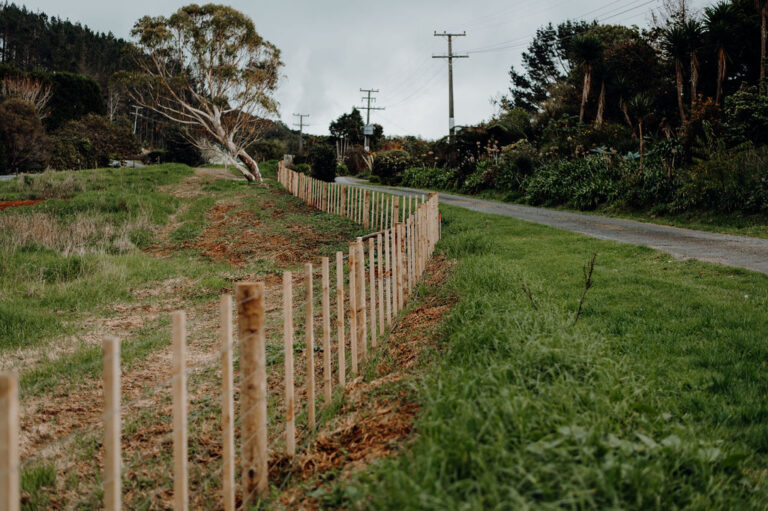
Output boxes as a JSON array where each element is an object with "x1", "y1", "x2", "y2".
[
  {"x1": 0, "y1": 98, "x2": 48, "y2": 172},
  {"x1": 570, "y1": 34, "x2": 604, "y2": 123},
  {"x1": 629, "y1": 93, "x2": 654, "y2": 172},
  {"x1": 502, "y1": 21, "x2": 593, "y2": 112},
  {"x1": 664, "y1": 24, "x2": 689, "y2": 122},
  {"x1": 49, "y1": 114, "x2": 139, "y2": 169},
  {"x1": 0, "y1": 74, "x2": 52, "y2": 119},
  {"x1": 758, "y1": 0, "x2": 768, "y2": 93},
  {"x1": 705, "y1": 3, "x2": 738, "y2": 104},
  {"x1": 127, "y1": 4, "x2": 282, "y2": 182},
  {"x1": 684, "y1": 20, "x2": 704, "y2": 107},
  {"x1": 329, "y1": 108, "x2": 364, "y2": 145}
]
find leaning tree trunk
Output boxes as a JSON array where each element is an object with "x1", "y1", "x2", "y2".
[
  {"x1": 579, "y1": 65, "x2": 592, "y2": 123},
  {"x1": 675, "y1": 59, "x2": 687, "y2": 123},
  {"x1": 716, "y1": 46, "x2": 727, "y2": 105},
  {"x1": 594, "y1": 80, "x2": 606, "y2": 127},
  {"x1": 690, "y1": 51, "x2": 699, "y2": 108},
  {"x1": 620, "y1": 102, "x2": 634, "y2": 134},
  {"x1": 237, "y1": 150, "x2": 263, "y2": 183}
]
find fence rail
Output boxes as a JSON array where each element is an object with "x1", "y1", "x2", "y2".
[{"x1": 0, "y1": 159, "x2": 441, "y2": 510}]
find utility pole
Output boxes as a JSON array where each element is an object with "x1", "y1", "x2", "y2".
[
  {"x1": 292, "y1": 113, "x2": 310, "y2": 154},
  {"x1": 357, "y1": 89, "x2": 384, "y2": 152},
  {"x1": 433, "y1": 31, "x2": 467, "y2": 144},
  {"x1": 131, "y1": 105, "x2": 142, "y2": 135}
]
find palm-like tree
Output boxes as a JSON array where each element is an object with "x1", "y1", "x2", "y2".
[
  {"x1": 758, "y1": 0, "x2": 768, "y2": 94},
  {"x1": 570, "y1": 35, "x2": 604, "y2": 123},
  {"x1": 705, "y1": 2, "x2": 737, "y2": 104},
  {"x1": 614, "y1": 76, "x2": 635, "y2": 133},
  {"x1": 684, "y1": 20, "x2": 704, "y2": 107},
  {"x1": 629, "y1": 93, "x2": 654, "y2": 173},
  {"x1": 663, "y1": 24, "x2": 688, "y2": 123}
]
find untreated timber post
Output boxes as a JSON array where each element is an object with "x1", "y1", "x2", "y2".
[
  {"x1": 348, "y1": 245, "x2": 358, "y2": 375},
  {"x1": 305, "y1": 264, "x2": 316, "y2": 428},
  {"x1": 236, "y1": 282, "x2": 268, "y2": 500},
  {"x1": 103, "y1": 336, "x2": 121, "y2": 511},
  {"x1": 321, "y1": 257, "x2": 332, "y2": 401},
  {"x1": 220, "y1": 295, "x2": 236, "y2": 511},
  {"x1": 0, "y1": 372, "x2": 18, "y2": 511},
  {"x1": 356, "y1": 239, "x2": 367, "y2": 360},
  {"x1": 363, "y1": 190, "x2": 370, "y2": 230},
  {"x1": 282, "y1": 274, "x2": 295, "y2": 457},
  {"x1": 172, "y1": 311, "x2": 188, "y2": 511},
  {"x1": 336, "y1": 252, "x2": 346, "y2": 386},
  {"x1": 384, "y1": 229, "x2": 392, "y2": 326},
  {"x1": 377, "y1": 233, "x2": 384, "y2": 337},
  {"x1": 368, "y1": 237, "x2": 377, "y2": 345}
]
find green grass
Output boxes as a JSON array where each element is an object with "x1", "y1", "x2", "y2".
[{"x1": 345, "y1": 204, "x2": 768, "y2": 509}]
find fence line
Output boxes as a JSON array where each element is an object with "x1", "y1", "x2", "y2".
[{"x1": 1, "y1": 158, "x2": 441, "y2": 509}]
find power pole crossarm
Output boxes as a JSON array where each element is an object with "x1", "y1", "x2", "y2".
[{"x1": 433, "y1": 31, "x2": 468, "y2": 144}]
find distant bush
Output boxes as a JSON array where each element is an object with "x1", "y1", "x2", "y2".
[
  {"x1": 295, "y1": 163, "x2": 311, "y2": 175},
  {"x1": 401, "y1": 166, "x2": 455, "y2": 189},
  {"x1": 724, "y1": 87, "x2": 768, "y2": 148},
  {"x1": 336, "y1": 163, "x2": 349, "y2": 176},
  {"x1": 0, "y1": 98, "x2": 49, "y2": 172},
  {"x1": 164, "y1": 126, "x2": 204, "y2": 167},
  {"x1": 50, "y1": 114, "x2": 139, "y2": 169},
  {"x1": 373, "y1": 149, "x2": 411, "y2": 184},
  {"x1": 309, "y1": 144, "x2": 336, "y2": 182}
]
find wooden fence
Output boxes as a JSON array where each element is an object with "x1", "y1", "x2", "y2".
[{"x1": 0, "y1": 161, "x2": 440, "y2": 510}]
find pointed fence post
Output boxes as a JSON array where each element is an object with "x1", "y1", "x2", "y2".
[
  {"x1": 305, "y1": 264, "x2": 316, "y2": 428},
  {"x1": 0, "y1": 372, "x2": 18, "y2": 511},
  {"x1": 103, "y1": 337, "x2": 121, "y2": 511},
  {"x1": 336, "y1": 252, "x2": 346, "y2": 386},
  {"x1": 172, "y1": 311, "x2": 188, "y2": 511},
  {"x1": 282, "y1": 274, "x2": 295, "y2": 457},
  {"x1": 322, "y1": 258, "x2": 332, "y2": 401},
  {"x1": 220, "y1": 296, "x2": 236, "y2": 511}
]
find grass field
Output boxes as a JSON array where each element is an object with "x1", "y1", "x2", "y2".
[{"x1": 340, "y1": 204, "x2": 768, "y2": 509}]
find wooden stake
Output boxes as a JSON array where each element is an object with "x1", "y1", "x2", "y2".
[
  {"x1": 391, "y1": 226, "x2": 398, "y2": 317},
  {"x1": 363, "y1": 190, "x2": 370, "y2": 230},
  {"x1": 220, "y1": 295, "x2": 236, "y2": 511},
  {"x1": 236, "y1": 282, "x2": 268, "y2": 500},
  {"x1": 172, "y1": 311, "x2": 188, "y2": 511},
  {"x1": 0, "y1": 372, "x2": 18, "y2": 511},
  {"x1": 281, "y1": 274, "x2": 295, "y2": 457},
  {"x1": 305, "y1": 264, "x2": 316, "y2": 428},
  {"x1": 368, "y1": 237, "x2": 377, "y2": 346},
  {"x1": 321, "y1": 258, "x2": 332, "y2": 401},
  {"x1": 348, "y1": 245, "x2": 358, "y2": 375},
  {"x1": 336, "y1": 252, "x2": 346, "y2": 386},
  {"x1": 377, "y1": 234, "x2": 384, "y2": 336},
  {"x1": 103, "y1": 337, "x2": 121, "y2": 511},
  {"x1": 384, "y1": 229, "x2": 392, "y2": 326},
  {"x1": 341, "y1": 186, "x2": 346, "y2": 218},
  {"x1": 356, "y1": 240, "x2": 367, "y2": 360}
]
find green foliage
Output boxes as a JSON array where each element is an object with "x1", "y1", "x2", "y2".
[
  {"x1": 164, "y1": 125, "x2": 204, "y2": 167},
  {"x1": 401, "y1": 166, "x2": 454, "y2": 189},
  {"x1": 49, "y1": 114, "x2": 139, "y2": 169},
  {"x1": 525, "y1": 155, "x2": 624, "y2": 209},
  {"x1": 309, "y1": 143, "x2": 336, "y2": 182},
  {"x1": 46, "y1": 72, "x2": 106, "y2": 130},
  {"x1": 372, "y1": 150, "x2": 411, "y2": 184},
  {"x1": 724, "y1": 86, "x2": 768, "y2": 147},
  {"x1": 0, "y1": 98, "x2": 48, "y2": 172},
  {"x1": 295, "y1": 163, "x2": 311, "y2": 175}
]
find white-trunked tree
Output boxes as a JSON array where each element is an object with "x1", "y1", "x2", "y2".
[{"x1": 126, "y1": 4, "x2": 282, "y2": 182}]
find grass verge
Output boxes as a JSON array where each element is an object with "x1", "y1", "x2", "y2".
[{"x1": 345, "y1": 203, "x2": 768, "y2": 509}]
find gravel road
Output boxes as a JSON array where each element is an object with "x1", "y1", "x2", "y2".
[{"x1": 336, "y1": 176, "x2": 768, "y2": 275}]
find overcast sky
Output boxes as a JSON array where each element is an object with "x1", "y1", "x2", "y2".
[{"x1": 17, "y1": 0, "x2": 713, "y2": 140}]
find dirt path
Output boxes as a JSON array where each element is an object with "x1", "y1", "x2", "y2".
[{"x1": 337, "y1": 177, "x2": 768, "y2": 275}]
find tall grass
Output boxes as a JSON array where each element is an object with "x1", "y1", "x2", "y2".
[{"x1": 345, "y1": 204, "x2": 768, "y2": 509}]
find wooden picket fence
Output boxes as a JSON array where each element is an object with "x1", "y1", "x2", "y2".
[{"x1": 0, "y1": 161, "x2": 440, "y2": 511}]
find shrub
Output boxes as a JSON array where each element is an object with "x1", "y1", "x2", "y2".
[
  {"x1": 401, "y1": 166, "x2": 455, "y2": 189},
  {"x1": 309, "y1": 144, "x2": 337, "y2": 182},
  {"x1": 164, "y1": 126, "x2": 204, "y2": 166},
  {"x1": 493, "y1": 140, "x2": 538, "y2": 192},
  {"x1": 372, "y1": 149, "x2": 411, "y2": 184},
  {"x1": 295, "y1": 163, "x2": 311, "y2": 175},
  {"x1": 50, "y1": 114, "x2": 139, "y2": 169},
  {"x1": 723, "y1": 86, "x2": 768, "y2": 147},
  {"x1": 0, "y1": 99, "x2": 49, "y2": 172},
  {"x1": 336, "y1": 163, "x2": 349, "y2": 176}
]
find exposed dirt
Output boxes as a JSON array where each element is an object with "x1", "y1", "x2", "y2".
[{"x1": 0, "y1": 199, "x2": 44, "y2": 210}]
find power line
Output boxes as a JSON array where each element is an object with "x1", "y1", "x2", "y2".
[{"x1": 433, "y1": 31, "x2": 468, "y2": 143}]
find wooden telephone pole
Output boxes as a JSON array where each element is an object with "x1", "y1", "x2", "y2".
[
  {"x1": 433, "y1": 31, "x2": 467, "y2": 144},
  {"x1": 357, "y1": 89, "x2": 384, "y2": 152},
  {"x1": 292, "y1": 113, "x2": 310, "y2": 154}
]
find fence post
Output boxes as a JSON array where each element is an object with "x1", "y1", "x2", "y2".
[
  {"x1": 336, "y1": 252, "x2": 346, "y2": 386},
  {"x1": 103, "y1": 337, "x2": 121, "y2": 511},
  {"x1": 322, "y1": 258, "x2": 332, "y2": 401},
  {"x1": 356, "y1": 240, "x2": 367, "y2": 361},
  {"x1": 397, "y1": 223, "x2": 404, "y2": 310},
  {"x1": 220, "y1": 295, "x2": 236, "y2": 511},
  {"x1": 0, "y1": 372, "x2": 19, "y2": 511},
  {"x1": 341, "y1": 186, "x2": 347, "y2": 218},
  {"x1": 281, "y1": 274, "x2": 295, "y2": 457},
  {"x1": 384, "y1": 229, "x2": 392, "y2": 326},
  {"x1": 172, "y1": 311, "x2": 188, "y2": 511},
  {"x1": 368, "y1": 237, "x2": 377, "y2": 346},
  {"x1": 377, "y1": 234, "x2": 384, "y2": 337},
  {"x1": 363, "y1": 190, "x2": 370, "y2": 230},
  {"x1": 305, "y1": 264, "x2": 316, "y2": 428},
  {"x1": 348, "y1": 244, "x2": 358, "y2": 375},
  {"x1": 390, "y1": 227, "x2": 398, "y2": 317},
  {"x1": 236, "y1": 282, "x2": 268, "y2": 500}
]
